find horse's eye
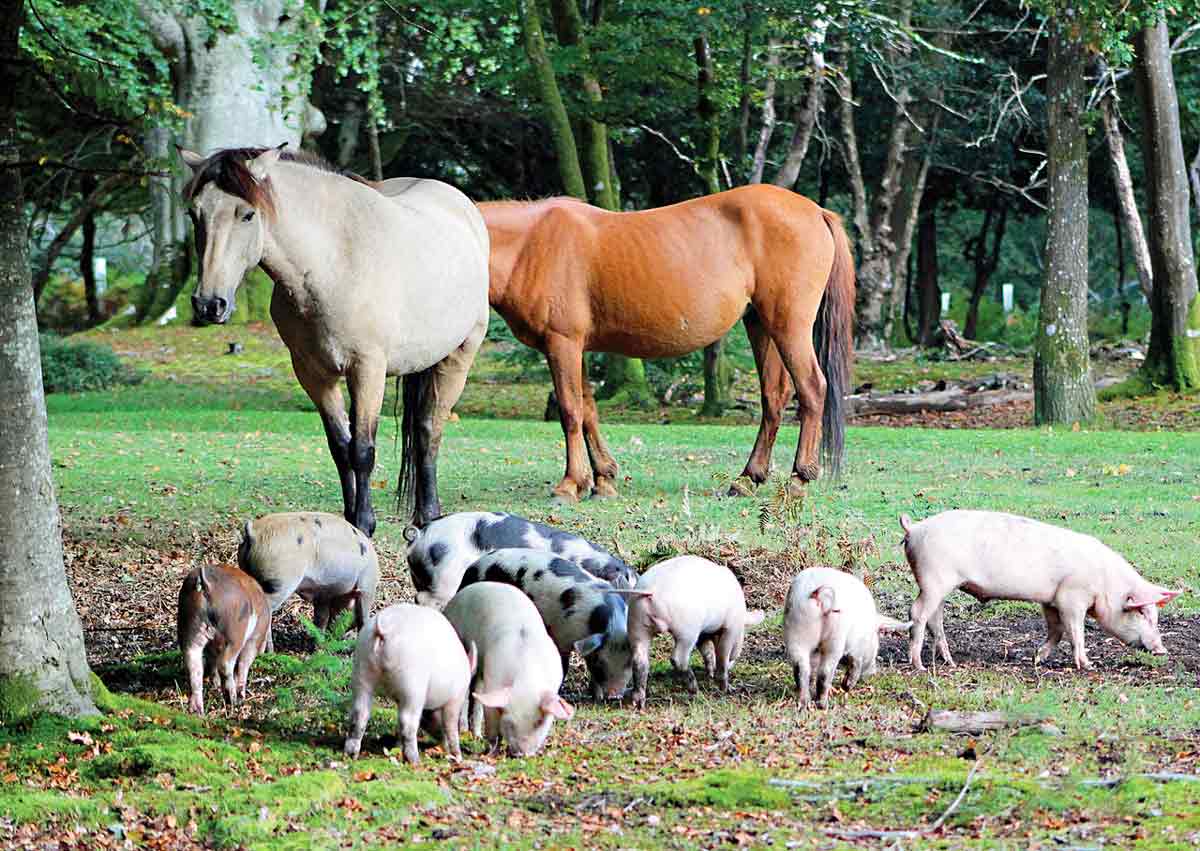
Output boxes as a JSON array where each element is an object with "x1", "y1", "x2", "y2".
[{"x1": 241, "y1": 210, "x2": 255, "y2": 222}]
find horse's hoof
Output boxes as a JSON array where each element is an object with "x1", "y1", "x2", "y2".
[
  {"x1": 592, "y1": 478, "x2": 619, "y2": 499},
  {"x1": 551, "y1": 488, "x2": 580, "y2": 504},
  {"x1": 727, "y1": 477, "x2": 756, "y2": 497}
]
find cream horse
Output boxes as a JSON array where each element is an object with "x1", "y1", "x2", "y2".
[{"x1": 179, "y1": 145, "x2": 489, "y2": 534}]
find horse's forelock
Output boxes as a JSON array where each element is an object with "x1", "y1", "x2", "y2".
[{"x1": 183, "y1": 147, "x2": 278, "y2": 219}]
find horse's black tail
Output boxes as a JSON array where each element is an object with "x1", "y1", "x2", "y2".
[
  {"x1": 396, "y1": 366, "x2": 435, "y2": 526},
  {"x1": 816, "y1": 209, "x2": 855, "y2": 476}
]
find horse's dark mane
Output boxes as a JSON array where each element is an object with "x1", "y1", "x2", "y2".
[{"x1": 183, "y1": 147, "x2": 368, "y2": 217}]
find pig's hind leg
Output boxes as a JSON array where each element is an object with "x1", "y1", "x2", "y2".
[
  {"x1": 927, "y1": 604, "x2": 955, "y2": 666},
  {"x1": 1035, "y1": 604, "x2": 1064, "y2": 666},
  {"x1": 909, "y1": 577, "x2": 955, "y2": 671},
  {"x1": 713, "y1": 627, "x2": 743, "y2": 693},
  {"x1": 397, "y1": 706, "x2": 423, "y2": 765},
  {"x1": 1060, "y1": 606, "x2": 1092, "y2": 670},
  {"x1": 670, "y1": 631, "x2": 700, "y2": 694}
]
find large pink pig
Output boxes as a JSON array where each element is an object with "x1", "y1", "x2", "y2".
[{"x1": 901, "y1": 510, "x2": 1181, "y2": 670}]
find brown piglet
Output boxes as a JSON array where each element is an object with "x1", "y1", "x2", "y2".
[{"x1": 177, "y1": 563, "x2": 271, "y2": 715}]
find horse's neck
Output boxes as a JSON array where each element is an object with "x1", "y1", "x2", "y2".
[{"x1": 258, "y1": 167, "x2": 351, "y2": 306}]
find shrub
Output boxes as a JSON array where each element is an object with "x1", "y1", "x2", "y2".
[{"x1": 38, "y1": 334, "x2": 144, "y2": 393}]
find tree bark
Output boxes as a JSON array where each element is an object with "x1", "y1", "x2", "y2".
[
  {"x1": 1190, "y1": 141, "x2": 1200, "y2": 224},
  {"x1": 137, "y1": 125, "x2": 186, "y2": 322},
  {"x1": 915, "y1": 192, "x2": 940, "y2": 347},
  {"x1": 1034, "y1": 16, "x2": 1095, "y2": 424},
  {"x1": 0, "y1": 0, "x2": 96, "y2": 718},
  {"x1": 80, "y1": 175, "x2": 99, "y2": 326},
  {"x1": 520, "y1": 0, "x2": 587, "y2": 200},
  {"x1": 735, "y1": 17, "x2": 753, "y2": 167},
  {"x1": 771, "y1": 20, "x2": 827, "y2": 190},
  {"x1": 747, "y1": 38, "x2": 780, "y2": 185},
  {"x1": 964, "y1": 200, "x2": 1008, "y2": 340},
  {"x1": 1098, "y1": 63, "x2": 1153, "y2": 302},
  {"x1": 695, "y1": 34, "x2": 732, "y2": 417},
  {"x1": 1133, "y1": 21, "x2": 1200, "y2": 391}
]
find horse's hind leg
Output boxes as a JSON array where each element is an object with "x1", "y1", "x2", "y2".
[
  {"x1": 346, "y1": 355, "x2": 387, "y2": 537},
  {"x1": 581, "y1": 379, "x2": 619, "y2": 498},
  {"x1": 544, "y1": 334, "x2": 593, "y2": 502},
  {"x1": 415, "y1": 315, "x2": 488, "y2": 525},
  {"x1": 734, "y1": 309, "x2": 793, "y2": 493},
  {"x1": 291, "y1": 355, "x2": 356, "y2": 527},
  {"x1": 761, "y1": 316, "x2": 826, "y2": 495}
]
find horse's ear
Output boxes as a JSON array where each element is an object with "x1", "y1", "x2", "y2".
[
  {"x1": 177, "y1": 146, "x2": 206, "y2": 172},
  {"x1": 247, "y1": 143, "x2": 286, "y2": 180}
]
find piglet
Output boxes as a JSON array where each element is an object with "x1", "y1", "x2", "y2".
[
  {"x1": 344, "y1": 604, "x2": 476, "y2": 764},
  {"x1": 784, "y1": 567, "x2": 910, "y2": 707},
  {"x1": 459, "y1": 548, "x2": 645, "y2": 700},
  {"x1": 407, "y1": 511, "x2": 638, "y2": 609},
  {"x1": 238, "y1": 512, "x2": 379, "y2": 650},
  {"x1": 901, "y1": 510, "x2": 1181, "y2": 670},
  {"x1": 627, "y1": 556, "x2": 765, "y2": 709},
  {"x1": 177, "y1": 563, "x2": 271, "y2": 715},
  {"x1": 442, "y1": 582, "x2": 574, "y2": 757}
]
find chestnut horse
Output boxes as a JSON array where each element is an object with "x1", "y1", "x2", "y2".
[
  {"x1": 479, "y1": 183, "x2": 855, "y2": 502},
  {"x1": 180, "y1": 145, "x2": 490, "y2": 534}
]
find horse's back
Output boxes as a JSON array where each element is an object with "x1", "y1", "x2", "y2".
[{"x1": 371, "y1": 177, "x2": 489, "y2": 259}]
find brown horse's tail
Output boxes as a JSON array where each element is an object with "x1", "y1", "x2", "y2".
[{"x1": 816, "y1": 209, "x2": 855, "y2": 476}]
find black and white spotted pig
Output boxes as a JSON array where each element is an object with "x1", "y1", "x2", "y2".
[
  {"x1": 459, "y1": 548, "x2": 643, "y2": 700},
  {"x1": 407, "y1": 511, "x2": 638, "y2": 610},
  {"x1": 238, "y1": 512, "x2": 379, "y2": 651}
]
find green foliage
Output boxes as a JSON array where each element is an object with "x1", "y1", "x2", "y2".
[
  {"x1": 0, "y1": 674, "x2": 42, "y2": 727},
  {"x1": 38, "y1": 334, "x2": 144, "y2": 394},
  {"x1": 270, "y1": 611, "x2": 356, "y2": 730}
]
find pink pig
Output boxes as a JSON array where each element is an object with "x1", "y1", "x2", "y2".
[{"x1": 901, "y1": 510, "x2": 1181, "y2": 671}]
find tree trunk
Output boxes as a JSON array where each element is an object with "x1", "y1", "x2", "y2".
[
  {"x1": 1034, "y1": 16, "x2": 1095, "y2": 425},
  {"x1": 137, "y1": 125, "x2": 185, "y2": 322},
  {"x1": 915, "y1": 193, "x2": 940, "y2": 347},
  {"x1": 519, "y1": 0, "x2": 587, "y2": 200},
  {"x1": 695, "y1": 34, "x2": 732, "y2": 417},
  {"x1": 1190, "y1": 141, "x2": 1200, "y2": 224},
  {"x1": 1099, "y1": 64, "x2": 1153, "y2": 302},
  {"x1": 735, "y1": 17, "x2": 753, "y2": 166},
  {"x1": 367, "y1": 113, "x2": 383, "y2": 181},
  {"x1": 1132, "y1": 21, "x2": 1200, "y2": 391},
  {"x1": 80, "y1": 175, "x2": 99, "y2": 326},
  {"x1": 0, "y1": 0, "x2": 96, "y2": 718},
  {"x1": 964, "y1": 200, "x2": 1008, "y2": 340},
  {"x1": 771, "y1": 20, "x2": 827, "y2": 190},
  {"x1": 748, "y1": 37, "x2": 780, "y2": 185}
]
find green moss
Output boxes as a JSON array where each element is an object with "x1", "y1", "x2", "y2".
[
  {"x1": 0, "y1": 790, "x2": 107, "y2": 825},
  {"x1": 646, "y1": 769, "x2": 792, "y2": 810},
  {"x1": 0, "y1": 673, "x2": 42, "y2": 727}
]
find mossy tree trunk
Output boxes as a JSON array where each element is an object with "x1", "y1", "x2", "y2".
[
  {"x1": 1133, "y1": 20, "x2": 1200, "y2": 391},
  {"x1": 1034, "y1": 15, "x2": 1095, "y2": 425},
  {"x1": 0, "y1": 0, "x2": 96, "y2": 719},
  {"x1": 695, "y1": 34, "x2": 732, "y2": 417}
]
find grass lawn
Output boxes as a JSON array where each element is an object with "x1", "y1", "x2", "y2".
[{"x1": 4, "y1": 325, "x2": 1200, "y2": 848}]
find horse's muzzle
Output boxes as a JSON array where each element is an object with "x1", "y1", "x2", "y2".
[{"x1": 191, "y1": 295, "x2": 230, "y2": 325}]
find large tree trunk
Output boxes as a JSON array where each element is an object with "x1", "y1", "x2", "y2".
[
  {"x1": 747, "y1": 37, "x2": 780, "y2": 185},
  {"x1": 695, "y1": 34, "x2": 732, "y2": 417},
  {"x1": 915, "y1": 192, "x2": 940, "y2": 347},
  {"x1": 1034, "y1": 16, "x2": 1095, "y2": 424},
  {"x1": 0, "y1": 0, "x2": 96, "y2": 718},
  {"x1": 1098, "y1": 63, "x2": 1153, "y2": 302},
  {"x1": 1133, "y1": 21, "x2": 1200, "y2": 391},
  {"x1": 518, "y1": 0, "x2": 587, "y2": 199},
  {"x1": 140, "y1": 0, "x2": 327, "y2": 323},
  {"x1": 964, "y1": 199, "x2": 1008, "y2": 339}
]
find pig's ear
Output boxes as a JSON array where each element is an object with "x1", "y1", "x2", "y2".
[
  {"x1": 811, "y1": 586, "x2": 837, "y2": 615},
  {"x1": 574, "y1": 634, "x2": 604, "y2": 656},
  {"x1": 540, "y1": 693, "x2": 574, "y2": 721},
  {"x1": 472, "y1": 686, "x2": 512, "y2": 709},
  {"x1": 1125, "y1": 587, "x2": 1180, "y2": 610}
]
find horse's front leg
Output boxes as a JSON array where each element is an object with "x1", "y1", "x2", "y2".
[
  {"x1": 346, "y1": 357, "x2": 387, "y2": 537},
  {"x1": 291, "y1": 355, "x2": 356, "y2": 522},
  {"x1": 544, "y1": 334, "x2": 592, "y2": 502},
  {"x1": 581, "y1": 379, "x2": 619, "y2": 498}
]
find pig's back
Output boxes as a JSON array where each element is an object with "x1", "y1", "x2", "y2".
[
  {"x1": 640, "y1": 556, "x2": 744, "y2": 633},
  {"x1": 907, "y1": 510, "x2": 1103, "y2": 601},
  {"x1": 310, "y1": 515, "x2": 377, "y2": 589}
]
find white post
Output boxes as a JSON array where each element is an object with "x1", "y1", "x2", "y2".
[
  {"x1": 1002, "y1": 283, "x2": 1014, "y2": 313},
  {"x1": 940, "y1": 292, "x2": 951, "y2": 316},
  {"x1": 93, "y1": 257, "x2": 107, "y2": 296}
]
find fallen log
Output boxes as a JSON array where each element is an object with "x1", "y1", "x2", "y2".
[
  {"x1": 920, "y1": 709, "x2": 1058, "y2": 735},
  {"x1": 847, "y1": 389, "x2": 1032, "y2": 417}
]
